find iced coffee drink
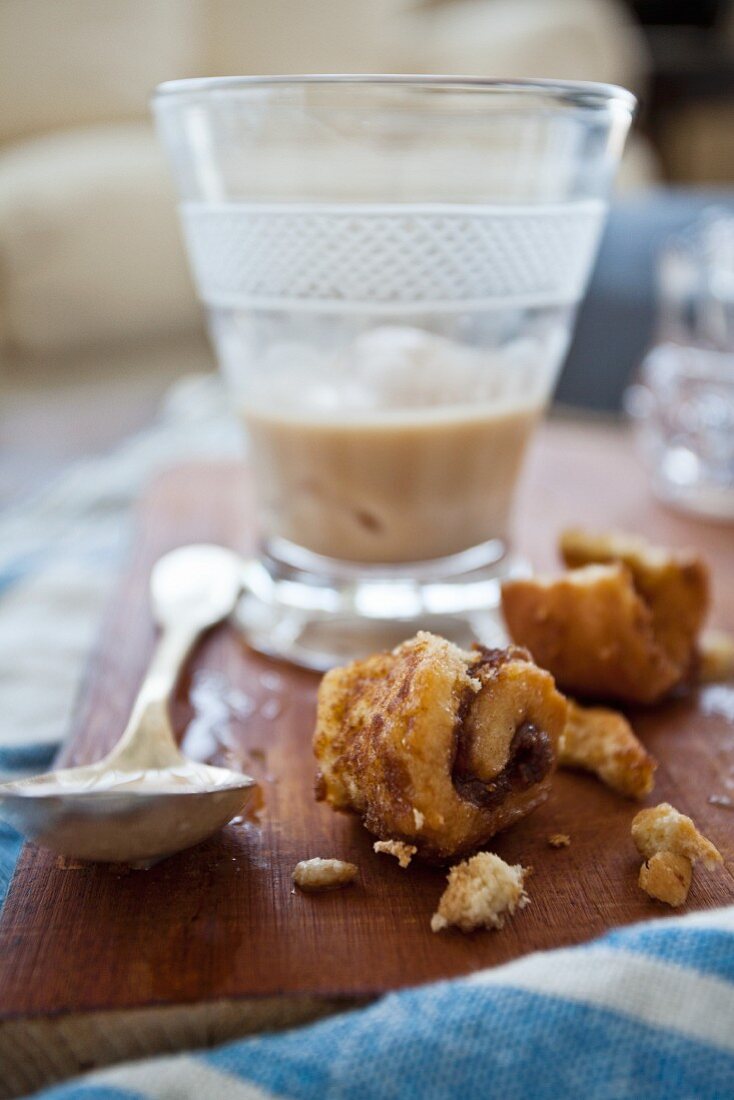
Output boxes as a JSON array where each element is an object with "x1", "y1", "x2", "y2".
[
  {"x1": 155, "y1": 75, "x2": 634, "y2": 665},
  {"x1": 242, "y1": 327, "x2": 558, "y2": 565}
]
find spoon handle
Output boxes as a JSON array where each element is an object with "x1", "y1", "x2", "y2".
[{"x1": 103, "y1": 620, "x2": 203, "y2": 769}]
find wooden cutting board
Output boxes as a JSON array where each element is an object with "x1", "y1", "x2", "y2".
[{"x1": 1, "y1": 419, "x2": 733, "y2": 1096}]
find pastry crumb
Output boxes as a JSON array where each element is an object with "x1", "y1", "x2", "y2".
[
  {"x1": 548, "y1": 833, "x2": 571, "y2": 848},
  {"x1": 292, "y1": 858, "x2": 358, "y2": 892},
  {"x1": 698, "y1": 630, "x2": 734, "y2": 683},
  {"x1": 560, "y1": 701, "x2": 657, "y2": 799},
  {"x1": 639, "y1": 851, "x2": 692, "y2": 907},
  {"x1": 373, "y1": 839, "x2": 417, "y2": 868},
  {"x1": 632, "y1": 803, "x2": 722, "y2": 870},
  {"x1": 413, "y1": 808, "x2": 425, "y2": 830},
  {"x1": 430, "y1": 852, "x2": 529, "y2": 934},
  {"x1": 55, "y1": 856, "x2": 87, "y2": 870}
]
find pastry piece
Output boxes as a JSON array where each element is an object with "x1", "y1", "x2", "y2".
[
  {"x1": 431, "y1": 852, "x2": 529, "y2": 933},
  {"x1": 697, "y1": 629, "x2": 734, "y2": 683},
  {"x1": 373, "y1": 839, "x2": 417, "y2": 868},
  {"x1": 314, "y1": 632, "x2": 567, "y2": 862},
  {"x1": 639, "y1": 851, "x2": 692, "y2": 908},
  {"x1": 560, "y1": 528, "x2": 709, "y2": 675},
  {"x1": 548, "y1": 833, "x2": 571, "y2": 848},
  {"x1": 503, "y1": 529, "x2": 710, "y2": 705},
  {"x1": 559, "y1": 701, "x2": 657, "y2": 799},
  {"x1": 631, "y1": 803, "x2": 723, "y2": 870},
  {"x1": 502, "y1": 564, "x2": 680, "y2": 704},
  {"x1": 292, "y1": 858, "x2": 358, "y2": 892}
]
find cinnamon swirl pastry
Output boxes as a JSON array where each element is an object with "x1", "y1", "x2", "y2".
[
  {"x1": 559, "y1": 528, "x2": 709, "y2": 676},
  {"x1": 502, "y1": 530, "x2": 710, "y2": 705},
  {"x1": 502, "y1": 564, "x2": 678, "y2": 704},
  {"x1": 313, "y1": 631, "x2": 567, "y2": 862}
]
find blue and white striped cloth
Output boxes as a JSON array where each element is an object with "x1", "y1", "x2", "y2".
[
  {"x1": 2, "y1": 375, "x2": 734, "y2": 1099},
  {"x1": 30, "y1": 907, "x2": 734, "y2": 1099}
]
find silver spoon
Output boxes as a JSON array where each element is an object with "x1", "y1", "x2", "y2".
[{"x1": 0, "y1": 545, "x2": 256, "y2": 866}]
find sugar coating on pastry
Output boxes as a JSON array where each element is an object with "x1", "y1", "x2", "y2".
[
  {"x1": 373, "y1": 839, "x2": 417, "y2": 868},
  {"x1": 631, "y1": 803, "x2": 722, "y2": 870},
  {"x1": 560, "y1": 701, "x2": 657, "y2": 799},
  {"x1": 548, "y1": 833, "x2": 571, "y2": 848},
  {"x1": 502, "y1": 563, "x2": 681, "y2": 704},
  {"x1": 314, "y1": 632, "x2": 567, "y2": 862},
  {"x1": 697, "y1": 629, "x2": 734, "y2": 683},
  {"x1": 431, "y1": 852, "x2": 529, "y2": 933},
  {"x1": 292, "y1": 858, "x2": 358, "y2": 892},
  {"x1": 560, "y1": 528, "x2": 709, "y2": 675},
  {"x1": 639, "y1": 851, "x2": 692, "y2": 908}
]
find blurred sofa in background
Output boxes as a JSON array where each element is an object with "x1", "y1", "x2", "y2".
[{"x1": 0, "y1": 0, "x2": 655, "y2": 362}]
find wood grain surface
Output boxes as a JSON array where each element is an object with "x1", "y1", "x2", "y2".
[{"x1": 1, "y1": 419, "x2": 733, "y2": 1095}]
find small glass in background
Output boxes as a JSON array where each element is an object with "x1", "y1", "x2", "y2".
[{"x1": 626, "y1": 209, "x2": 734, "y2": 521}]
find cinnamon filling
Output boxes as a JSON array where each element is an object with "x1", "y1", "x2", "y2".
[{"x1": 452, "y1": 719, "x2": 554, "y2": 810}]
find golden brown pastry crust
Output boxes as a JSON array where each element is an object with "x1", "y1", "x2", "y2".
[
  {"x1": 502, "y1": 564, "x2": 680, "y2": 704},
  {"x1": 560, "y1": 528, "x2": 709, "y2": 675},
  {"x1": 313, "y1": 632, "x2": 567, "y2": 862},
  {"x1": 502, "y1": 530, "x2": 710, "y2": 705},
  {"x1": 560, "y1": 700, "x2": 657, "y2": 799},
  {"x1": 639, "y1": 852, "x2": 692, "y2": 908},
  {"x1": 632, "y1": 803, "x2": 723, "y2": 870}
]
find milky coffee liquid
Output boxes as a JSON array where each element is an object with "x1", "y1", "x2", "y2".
[
  {"x1": 246, "y1": 403, "x2": 539, "y2": 563},
  {"x1": 237, "y1": 325, "x2": 563, "y2": 565}
]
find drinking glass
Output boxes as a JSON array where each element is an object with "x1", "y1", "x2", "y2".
[
  {"x1": 153, "y1": 76, "x2": 634, "y2": 668},
  {"x1": 626, "y1": 209, "x2": 734, "y2": 521}
]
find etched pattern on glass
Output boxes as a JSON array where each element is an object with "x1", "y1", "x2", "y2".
[{"x1": 181, "y1": 201, "x2": 605, "y2": 311}]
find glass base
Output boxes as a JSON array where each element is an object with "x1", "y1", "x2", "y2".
[{"x1": 236, "y1": 536, "x2": 528, "y2": 671}]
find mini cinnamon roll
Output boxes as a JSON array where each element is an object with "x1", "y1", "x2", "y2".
[
  {"x1": 313, "y1": 631, "x2": 567, "y2": 862},
  {"x1": 559, "y1": 529, "x2": 709, "y2": 676},
  {"x1": 502, "y1": 530, "x2": 710, "y2": 705},
  {"x1": 502, "y1": 564, "x2": 679, "y2": 704}
]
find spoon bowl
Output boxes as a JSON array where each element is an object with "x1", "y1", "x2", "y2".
[
  {"x1": 0, "y1": 545, "x2": 257, "y2": 865},
  {"x1": 0, "y1": 763, "x2": 253, "y2": 865}
]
